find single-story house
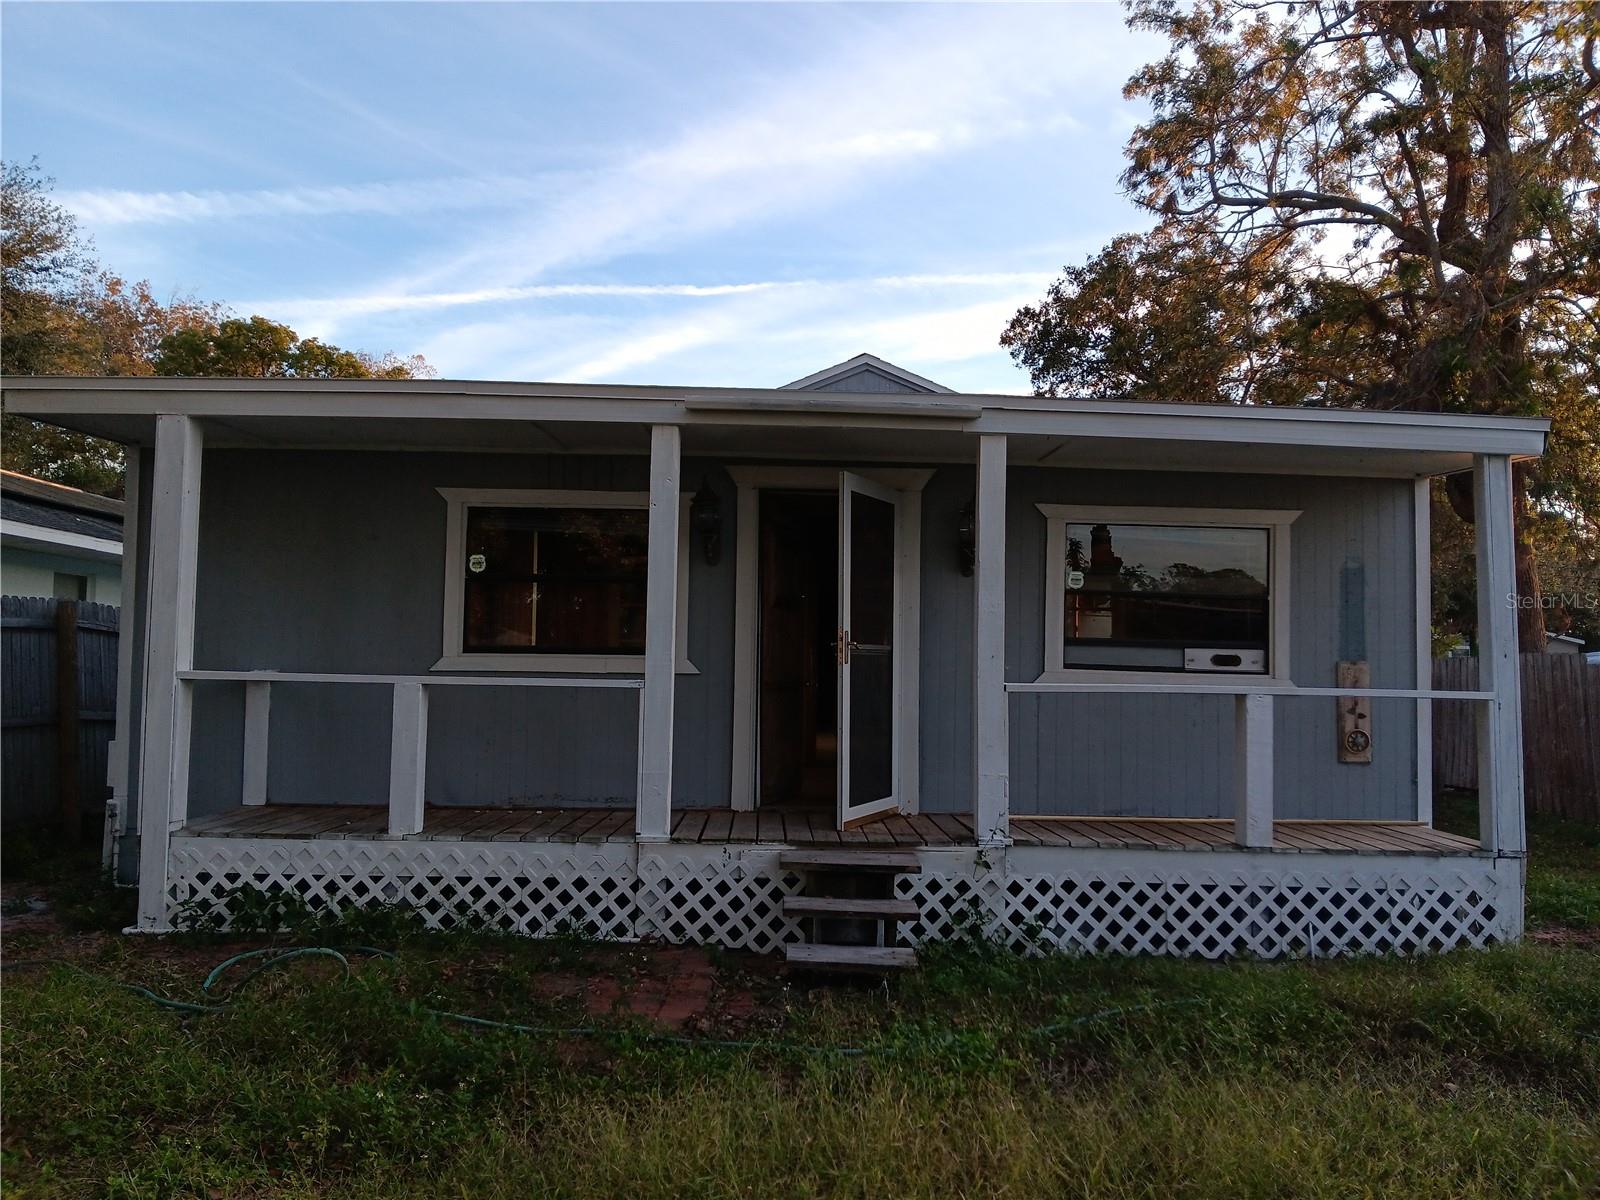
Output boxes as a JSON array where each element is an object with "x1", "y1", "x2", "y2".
[
  {"x1": 0, "y1": 355, "x2": 1545, "y2": 962},
  {"x1": 1, "y1": 469, "x2": 123, "y2": 603}
]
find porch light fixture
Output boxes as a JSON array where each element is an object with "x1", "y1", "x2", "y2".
[
  {"x1": 957, "y1": 499, "x2": 976, "y2": 576},
  {"x1": 691, "y1": 480, "x2": 722, "y2": 566}
]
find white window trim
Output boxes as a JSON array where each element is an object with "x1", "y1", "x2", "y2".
[
  {"x1": 434, "y1": 487, "x2": 697, "y2": 675},
  {"x1": 1035, "y1": 503, "x2": 1300, "y2": 687}
]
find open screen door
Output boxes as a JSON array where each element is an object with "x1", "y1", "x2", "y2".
[{"x1": 836, "y1": 472, "x2": 900, "y2": 829}]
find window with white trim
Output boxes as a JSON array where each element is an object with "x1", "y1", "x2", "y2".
[
  {"x1": 436, "y1": 489, "x2": 694, "y2": 673},
  {"x1": 464, "y1": 506, "x2": 647, "y2": 653},
  {"x1": 1038, "y1": 505, "x2": 1298, "y2": 680}
]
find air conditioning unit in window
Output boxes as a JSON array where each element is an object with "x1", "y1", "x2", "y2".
[{"x1": 1184, "y1": 648, "x2": 1267, "y2": 673}]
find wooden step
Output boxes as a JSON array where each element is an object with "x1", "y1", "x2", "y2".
[
  {"x1": 778, "y1": 849, "x2": 922, "y2": 874},
  {"x1": 783, "y1": 895, "x2": 920, "y2": 920},
  {"x1": 784, "y1": 943, "x2": 917, "y2": 972}
]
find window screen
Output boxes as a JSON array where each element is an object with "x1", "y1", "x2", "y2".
[{"x1": 463, "y1": 507, "x2": 648, "y2": 654}]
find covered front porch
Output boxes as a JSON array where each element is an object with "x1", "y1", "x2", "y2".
[{"x1": 0, "y1": 371, "x2": 1540, "y2": 957}]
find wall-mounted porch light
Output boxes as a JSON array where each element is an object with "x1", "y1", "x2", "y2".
[
  {"x1": 957, "y1": 499, "x2": 976, "y2": 576},
  {"x1": 691, "y1": 480, "x2": 723, "y2": 566}
]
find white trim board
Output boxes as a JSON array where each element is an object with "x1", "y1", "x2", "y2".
[
  {"x1": 434, "y1": 487, "x2": 696, "y2": 675},
  {"x1": 0, "y1": 519, "x2": 123, "y2": 562},
  {"x1": 726, "y1": 466, "x2": 932, "y2": 813},
  {"x1": 1035, "y1": 503, "x2": 1301, "y2": 686}
]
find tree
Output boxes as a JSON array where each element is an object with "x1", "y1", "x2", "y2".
[
  {"x1": 2, "y1": 160, "x2": 434, "y2": 495},
  {"x1": 1005, "y1": 0, "x2": 1600, "y2": 650},
  {"x1": 1, "y1": 158, "x2": 95, "y2": 377},
  {"x1": 151, "y1": 316, "x2": 435, "y2": 381}
]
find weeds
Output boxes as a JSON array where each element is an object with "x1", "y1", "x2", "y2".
[{"x1": 5, "y1": 802, "x2": 1598, "y2": 1197}]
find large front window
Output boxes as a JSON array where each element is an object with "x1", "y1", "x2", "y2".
[
  {"x1": 1064, "y1": 523, "x2": 1268, "y2": 672},
  {"x1": 463, "y1": 507, "x2": 647, "y2": 654},
  {"x1": 436, "y1": 487, "x2": 694, "y2": 673},
  {"x1": 1039, "y1": 504, "x2": 1298, "y2": 679}
]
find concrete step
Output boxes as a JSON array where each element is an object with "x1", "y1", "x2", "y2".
[
  {"x1": 784, "y1": 943, "x2": 917, "y2": 972},
  {"x1": 783, "y1": 895, "x2": 920, "y2": 921},
  {"x1": 778, "y1": 849, "x2": 921, "y2": 875}
]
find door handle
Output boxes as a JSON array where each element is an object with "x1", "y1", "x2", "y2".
[{"x1": 836, "y1": 627, "x2": 849, "y2": 666}]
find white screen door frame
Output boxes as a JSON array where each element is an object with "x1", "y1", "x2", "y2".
[{"x1": 837, "y1": 471, "x2": 903, "y2": 829}]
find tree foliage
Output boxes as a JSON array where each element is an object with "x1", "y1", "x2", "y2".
[
  {"x1": 152, "y1": 316, "x2": 430, "y2": 380},
  {"x1": 1005, "y1": 1, "x2": 1600, "y2": 648},
  {"x1": 1, "y1": 160, "x2": 433, "y2": 495}
]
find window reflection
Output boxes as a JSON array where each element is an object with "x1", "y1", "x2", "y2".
[{"x1": 1065, "y1": 523, "x2": 1269, "y2": 672}]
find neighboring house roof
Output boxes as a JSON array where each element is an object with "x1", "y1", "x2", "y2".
[
  {"x1": 780, "y1": 353, "x2": 955, "y2": 395},
  {"x1": 1, "y1": 470, "x2": 123, "y2": 561}
]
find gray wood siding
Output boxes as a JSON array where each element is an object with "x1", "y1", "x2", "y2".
[
  {"x1": 917, "y1": 467, "x2": 1421, "y2": 820},
  {"x1": 180, "y1": 448, "x2": 1417, "y2": 822},
  {"x1": 187, "y1": 451, "x2": 735, "y2": 815}
]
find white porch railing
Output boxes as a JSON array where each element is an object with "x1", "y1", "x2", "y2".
[
  {"x1": 175, "y1": 669, "x2": 644, "y2": 836},
  {"x1": 1005, "y1": 681, "x2": 1499, "y2": 851}
]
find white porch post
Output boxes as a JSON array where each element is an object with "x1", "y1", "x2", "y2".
[
  {"x1": 104, "y1": 448, "x2": 142, "y2": 871},
  {"x1": 1234, "y1": 693, "x2": 1275, "y2": 847},
  {"x1": 636, "y1": 424, "x2": 680, "y2": 842},
  {"x1": 1473, "y1": 454, "x2": 1525, "y2": 854},
  {"x1": 134, "y1": 415, "x2": 203, "y2": 931},
  {"x1": 387, "y1": 682, "x2": 428, "y2": 836},
  {"x1": 1414, "y1": 476, "x2": 1434, "y2": 824},
  {"x1": 973, "y1": 433, "x2": 1010, "y2": 846}
]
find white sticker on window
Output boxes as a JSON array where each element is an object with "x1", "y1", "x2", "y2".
[
  {"x1": 1066, "y1": 569, "x2": 1085, "y2": 590},
  {"x1": 468, "y1": 553, "x2": 487, "y2": 573}
]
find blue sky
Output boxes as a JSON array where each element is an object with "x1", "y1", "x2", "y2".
[{"x1": 3, "y1": 2, "x2": 1159, "y2": 391}]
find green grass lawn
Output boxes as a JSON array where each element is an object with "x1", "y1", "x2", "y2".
[{"x1": 3, "y1": 801, "x2": 1598, "y2": 1200}]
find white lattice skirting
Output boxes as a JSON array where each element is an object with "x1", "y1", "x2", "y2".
[{"x1": 166, "y1": 838, "x2": 1522, "y2": 958}]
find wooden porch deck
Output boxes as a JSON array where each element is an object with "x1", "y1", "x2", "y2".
[{"x1": 179, "y1": 805, "x2": 1485, "y2": 857}]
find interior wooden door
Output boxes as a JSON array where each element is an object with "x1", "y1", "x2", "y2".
[{"x1": 836, "y1": 471, "x2": 899, "y2": 829}]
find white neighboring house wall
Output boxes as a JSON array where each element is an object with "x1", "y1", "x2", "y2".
[{"x1": 1, "y1": 470, "x2": 124, "y2": 603}]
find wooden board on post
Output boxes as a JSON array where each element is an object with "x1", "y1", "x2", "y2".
[
  {"x1": 55, "y1": 599, "x2": 81, "y2": 840},
  {"x1": 1336, "y1": 661, "x2": 1373, "y2": 764}
]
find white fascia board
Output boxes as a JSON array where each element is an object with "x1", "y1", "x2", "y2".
[
  {"x1": 0, "y1": 377, "x2": 1550, "y2": 457},
  {"x1": 971, "y1": 407, "x2": 1549, "y2": 457},
  {"x1": 0, "y1": 519, "x2": 123, "y2": 562}
]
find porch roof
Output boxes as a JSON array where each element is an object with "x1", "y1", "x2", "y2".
[{"x1": 0, "y1": 374, "x2": 1548, "y2": 478}]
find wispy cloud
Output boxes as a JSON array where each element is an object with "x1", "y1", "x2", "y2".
[
  {"x1": 58, "y1": 176, "x2": 563, "y2": 226},
  {"x1": 286, "y1": 11, "x2": 1111, "y2": 329},
  {"x1": 255, "y1": 270, "x2": 1051, "y2": 329},
  {"x1": 388, "y1": 270, "x2": 1057, "y2": 386}
]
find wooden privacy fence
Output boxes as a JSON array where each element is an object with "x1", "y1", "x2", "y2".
[
  {"x1": 1434, "y1": 653, "x2": 1600, "y2": 823},
  {"x1": 2, "y1": 596, "x2": 120, "y2": 836}
]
